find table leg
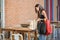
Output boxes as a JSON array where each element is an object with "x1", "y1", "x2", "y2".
[
  {"x1": 34, "y1": 31, "x2": 37, "y2": 40},
  {"x1": 28, "y1": 32, "x2": 30, "y2": 40},
  {"x1": 11, "y1": 31, "x2": 14, "y2": 40},
  {"x1": 0, "y1": 29, "x2": 1, "y2": 33}
]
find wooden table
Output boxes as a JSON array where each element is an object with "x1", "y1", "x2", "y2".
[
  {"x1": 51, "y1": 21, "x2": 58, "y2": 28},
  {"x1": 0, "y1": 27, "x2": 37, "y2": 40}
]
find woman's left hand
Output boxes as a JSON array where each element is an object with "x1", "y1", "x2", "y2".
[{"x1": 44, "y1": 18, "x2": 47, "y2": 22}]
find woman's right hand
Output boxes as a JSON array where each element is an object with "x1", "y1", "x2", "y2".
[{"x1": 37, "y1": 18, "x2": 40, "y2": 22}]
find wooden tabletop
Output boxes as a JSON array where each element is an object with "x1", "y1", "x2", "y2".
[
  {"x1": 51, "y1": 21, "x2": 58, "y2": 23},
  {"x1": 0, "y1": 27, "x2": 35, "y2": 32}
]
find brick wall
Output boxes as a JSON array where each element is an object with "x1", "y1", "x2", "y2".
[{"x1": 5, "y1": 0, "x2": 44, "y2": 27}]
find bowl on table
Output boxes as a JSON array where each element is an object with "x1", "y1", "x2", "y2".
[{"x1": 21, "y1": 24, "x2": 30, "y2": 28}]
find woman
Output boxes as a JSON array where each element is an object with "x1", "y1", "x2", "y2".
[{"x1": 35, "y1": 4, "x2": 47, "y2": 40}]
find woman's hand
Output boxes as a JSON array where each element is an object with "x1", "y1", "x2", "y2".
[
  {"x1": 44, "y1": 18, "x2": 47, "y2": 21},
  {"x1": 37, "y1": 18, "x2": 40, "y2": 22}
]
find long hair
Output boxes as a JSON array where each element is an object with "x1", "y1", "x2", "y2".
[
  {"x1": 35, "y1": 4, "x2": 43, "y2": 13},
  {"x1": 35, "y1": 4, "x2": 44, "y2": 17}
]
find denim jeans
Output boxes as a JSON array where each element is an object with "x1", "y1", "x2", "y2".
[{"x1": 39, "y1": 34, "x2": 46, "y2": 40}]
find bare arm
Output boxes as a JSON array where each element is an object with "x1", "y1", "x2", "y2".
[
  {"x1": 42, "y1": 11, "x2": 47, "y2": 21},
  {"x1": 35, "y1": 17, "x2": 40, "y2": 22}
]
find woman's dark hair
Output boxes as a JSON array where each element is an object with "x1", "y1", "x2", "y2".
[
  {"x1": 35, "y1": 4, "x2": 43, "y2": 13},
  {"x1": 35, "y1": 4, "x2": 46, "y2": 18}
]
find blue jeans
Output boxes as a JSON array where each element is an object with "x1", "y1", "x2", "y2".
[{"x1": 39, "y1": 35, "x2": 46, "y2": 40}]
